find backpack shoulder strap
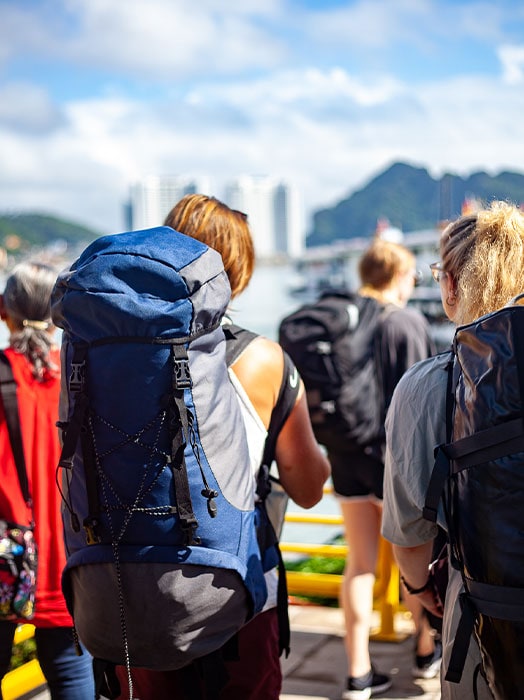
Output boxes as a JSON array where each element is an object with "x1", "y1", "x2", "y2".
[
  {"x1": 224, "y1": 322, "x2": 299, "y2": 658},
  {"x1": 260, "y1": 350, "x2": 299, "y2": 659},
  {"x1": 223, "y1": 321, "x2": 258, "y2": 366},
  {"x1": 0, "y1": 351, "x2": 32, "y2": 507},
  {"x1": 261, "y1": 350, "x2": 300, "y2": 468}
]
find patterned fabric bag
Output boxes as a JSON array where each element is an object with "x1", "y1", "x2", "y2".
[
  {"x1": 0, "y1": 352, "x2": 38, "y2": 621},
  {"x1": 0, "y1": 521, "x2": 37, "y2": 620}
]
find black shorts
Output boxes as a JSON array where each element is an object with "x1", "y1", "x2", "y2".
[{"x1": 328, "y1": 449, "x2": 384, "y2": 500}]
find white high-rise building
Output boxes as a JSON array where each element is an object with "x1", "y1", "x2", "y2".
[
  {"x1": 223, "y1": 176, "x2": 304, "y2": 258},
  {"x1": 128, "y1": 175, "x2": 211, "y2": 230},
  {"x1": 127, "y1": 174, "x2": 304, "y2": 258}
]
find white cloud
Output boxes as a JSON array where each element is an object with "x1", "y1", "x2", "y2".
[
  {"x1": 1, "y1": 64, "x2": 521, "y2": 235},
  {"x1": 0, "y1": 82, "x2": 66, "y2": 133},
  {"x1": 300, "y1": 0, "x2": 432, "y2": 50},
  {"x1": 0, "y1": 0, "x2": 523, "y2": 236},
  {"x1": 0, "y1": 0, "x2": 288, "y2": 81},
  {"x1": 299, "y1": 0, "x2": 524, "y2": 64},
  {"x1": 498, "y1": 44, "x2": 524, "y2": 84}
]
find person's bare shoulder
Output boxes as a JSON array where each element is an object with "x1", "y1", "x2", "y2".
[{"x1": 230, "y1": 335, "x2": 284, "y2": 426}]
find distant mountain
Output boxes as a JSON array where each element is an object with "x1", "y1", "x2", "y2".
[
  {"x1": 307, "y1": 162, "x2": 524, "y2": 247},
  {"x1": 0, "y1": 213, "x2": 100, "y2": 252}
]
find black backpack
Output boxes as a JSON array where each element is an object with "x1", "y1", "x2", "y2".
[
  {"x1": 424, "y1": 296, "x2": 524, "y2": 700},
  {"x1": 278, "y1": 290, "x2": 386, "y2": 454}
]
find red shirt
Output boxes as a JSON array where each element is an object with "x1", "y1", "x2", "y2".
[{"x1": 0, "y1": 347, "x2": 71, "y2": 627}]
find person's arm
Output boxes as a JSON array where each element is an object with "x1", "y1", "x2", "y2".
[
  {"x1": 393, "y1": 542, "x2": 444, "y2": 618},
  {"x1": 230, "y1": 336, "x2": 330, "y2": 509},
  {"x1": 382, "y1": 356, "x2": 449, "y2": 616},
  {"x1": 274, "y1": 391, "x2": 330, "y2": 508}
]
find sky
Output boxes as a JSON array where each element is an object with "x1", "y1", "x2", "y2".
[{"x1": 1, "y1": 0, "x2": 523, "y2": 236}]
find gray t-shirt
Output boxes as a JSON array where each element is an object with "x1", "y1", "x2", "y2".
[{"x1": 382, "y1": 352, "x2": 492, "y2": 700}]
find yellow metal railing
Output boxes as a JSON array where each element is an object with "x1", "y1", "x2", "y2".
[
  {"x1": 281, "y1": 499, "x2": 407, "y2": 642},
  {"x1": 1, "y1": 625, "x2": 46, "y2": 700}
]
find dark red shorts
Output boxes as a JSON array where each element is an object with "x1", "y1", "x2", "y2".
[{"x1": 115, "y1": 607, "x2": 282, "y2": 700}]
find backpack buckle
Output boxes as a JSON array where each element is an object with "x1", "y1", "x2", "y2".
[
  {"x1": 174, "y1": 358, "x2": 192, "y2": 390},
  {"x1": 181, "y1": 517, "x2": 201, "y2": 546},
  {"x1": 83, "y1": 517, "x2": 101, "y2": 545},
  {"x1": 69, "y1": 361, "x2": 86, "y2": 393}
]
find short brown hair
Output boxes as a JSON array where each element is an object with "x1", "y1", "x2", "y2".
[
  {"x1": 358, "y1": 239, "x2": 415, "y2": 291},
  {"x1": 440, "y1": 201, "x2": 524, "y2": 324},
  {"x1": 164, "y1": 194, "x2": 255, "y2": 299}
]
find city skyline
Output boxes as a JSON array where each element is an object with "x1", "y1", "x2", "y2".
[
  {"x1": 128, "y1": 174, "x2": 303, "y2": 257},
  {"x1": 0, "y1": 1, "x2": 523, "y2": 236}
]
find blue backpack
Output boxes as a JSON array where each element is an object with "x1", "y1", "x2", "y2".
[{"x1": 51, "y1": 227, "x2": 267, "y2": 673}]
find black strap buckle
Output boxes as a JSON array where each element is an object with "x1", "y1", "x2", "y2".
[
  {"x1": 69, "y1": 360, "x2": 86, "y2": 393},
  {"x1": 174, "y1": 358, "x2": 191, "y2": 390}
]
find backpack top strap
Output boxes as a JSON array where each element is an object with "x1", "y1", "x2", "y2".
[
  {"x1": 223, "y1": 321, "x2": 258, "y2": 366},
  {"x1": 261, "y1": 350, "x2": 300, "y2": 469},
  {"x1": 0, "y1": 351, "x2": 32, "y2": 508}
]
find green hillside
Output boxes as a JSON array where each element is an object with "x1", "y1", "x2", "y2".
[
  {"x1": 307, "y1": 162, "x2": 524, "y2": 247},
  {"x1": 0, "y1": 213, "x2": 100, "y2": 252}
]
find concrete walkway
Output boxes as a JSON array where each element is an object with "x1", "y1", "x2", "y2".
[
  {"x1": 282, "y1": 605, "x2": 440, "y2": 700},
  {"x1": 26, "y1": 605, "x2": 440, "y2": 700}
]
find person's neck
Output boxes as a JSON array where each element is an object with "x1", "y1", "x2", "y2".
[{"x1": 359, "y1": 286, "x2": 403, "y2": 307}]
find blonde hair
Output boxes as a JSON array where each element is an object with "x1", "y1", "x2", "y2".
[
  {"x1": 440, "y1": 201, "x2": 524, "y2": 325},
  {"x1": 358, "y1": 238, "x2": 415, "y2": 299},
  {"x1": 164, "y1": 194, "x2": 255, "y2": 299}
]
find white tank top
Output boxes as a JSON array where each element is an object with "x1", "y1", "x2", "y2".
[{"x1": 228, "y1": 368, "x2": 278, "y2": 611}]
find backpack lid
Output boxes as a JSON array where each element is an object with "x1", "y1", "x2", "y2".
[{"x1": 52, "y1": 226, "x2": 231, "y2": 342}]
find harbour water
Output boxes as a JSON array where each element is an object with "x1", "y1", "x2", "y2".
[{"x1": 227, "y1": 261, "x2": 299, "y2": 341}]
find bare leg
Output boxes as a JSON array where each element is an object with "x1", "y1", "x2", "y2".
[
  {"x1": 402, "y1": 589, "x2": 435, "y2": 655},
  {"x1": 339, "y1": 498, "x2": 382, "y2": 678}
]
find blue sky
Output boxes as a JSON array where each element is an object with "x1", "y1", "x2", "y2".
[{"x1": 1, "y1": 0, "x2": 523, "y2": 235}]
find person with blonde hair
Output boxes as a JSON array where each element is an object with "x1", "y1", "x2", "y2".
[
  {"x1": 382, "y1": 200, "x2": 524, "y2": 699},
  {"x1": 332, "y1": 238, "x2": 436, "y2": 699},
  {"x1": 113, "y1": 194, "x2": 330, "y2": 700},
  {"x1": 0, "y1": 262, "x2": 95, "y2": 699}
]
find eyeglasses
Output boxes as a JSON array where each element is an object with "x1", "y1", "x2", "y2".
[
  {"x1": 430, "y1": 261, "x2": 445, "y2": 283},
  {"x1": 232, "y1": 209, "x2": 248, "y2": 221}
]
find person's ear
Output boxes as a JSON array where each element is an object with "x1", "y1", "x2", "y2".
[{"x1": 447, "y1": 273, "x2": 458, "y2": 298}]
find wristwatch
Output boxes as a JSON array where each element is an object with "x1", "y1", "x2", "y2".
[{"x1": 400, "y1": 574, "x2": 430, "y2": 595}]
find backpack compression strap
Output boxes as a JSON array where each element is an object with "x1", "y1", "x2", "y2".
[
  {"x1": 59, "y1": 337, "x2": 218, "y2": 548},
  {"x1": 57, "y1": 343, "x2": 101, "y2": 542},
  {"x1": 170, "y1": 343, "x2": 214, "y2": 545}
]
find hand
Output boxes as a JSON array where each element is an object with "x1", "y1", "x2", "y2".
[{"x1": 415, "y1": 586, "x2": 444, "y2": 618}]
